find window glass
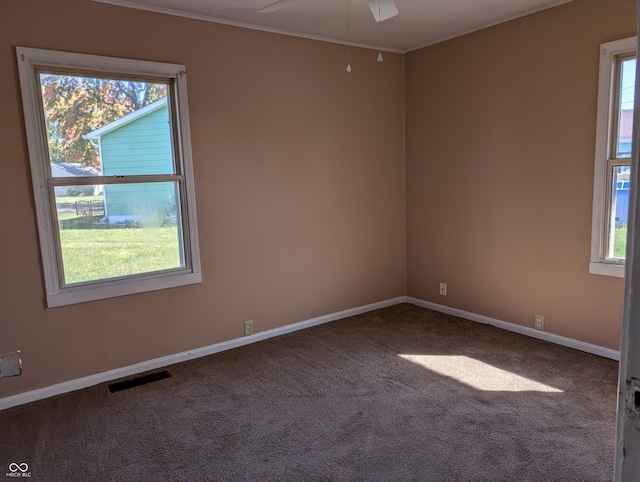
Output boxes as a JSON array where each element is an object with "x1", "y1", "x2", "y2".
[
  {"x1": 616, "y1": 58, "x2": 635, "y2": 159},
  {"x1": 54, "y1": 182, "x2": 183, "y2": 285},
  {"x1": 608, "y1": 165, "x2": 630, "y2": 260},
  {"x1": 39, "y1": 73, "x2": 174, "y2": 177},
  {"x1": 38, "y1": 72, "x2": 184, "y2": 285},
  {"x1": 607, "y1": 57, "x2": 635, "y2": 262}
]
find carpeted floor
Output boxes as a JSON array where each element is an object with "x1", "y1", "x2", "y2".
[{"x1": 0, "y1": 304, "x2": 619, "y2": 481}]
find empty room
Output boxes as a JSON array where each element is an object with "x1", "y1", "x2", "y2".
[{"x1": 0, "y1": 0, "x2": 638, "y2": 479}]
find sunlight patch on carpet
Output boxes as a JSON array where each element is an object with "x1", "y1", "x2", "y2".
[{"x1": 399, "y1": 355, "x2": 563, "y2": 392}]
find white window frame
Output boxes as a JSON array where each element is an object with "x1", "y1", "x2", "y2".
[
  {"x1": 16, "y1": 47, "x2": 201, "y2": 307},
  {"x1": 590, "y1": 36, "x2": 637, "y2": 278}
]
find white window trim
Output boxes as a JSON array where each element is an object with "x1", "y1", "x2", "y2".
[
  {"x1": 590, "y1": 36, "x2": 637, "y2": 278},
  {"x1": 16, "y1": 47, "x2": 202, "y2": 307}
]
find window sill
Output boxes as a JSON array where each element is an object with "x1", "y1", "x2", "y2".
[
  {"x1": 46, "y1": 271, "x2": 202, "y2": 308},
  {"x1": 589, "y1": 261, "x2": 625, "y2": 278}
]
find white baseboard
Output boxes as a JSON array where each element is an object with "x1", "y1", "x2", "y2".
[
  {"x1": 2, "y1": 295, "x2": 618, "y2": 410},
  {"x1": 406, "y1": 297, "x2": 620, "y2": 361},
  {"x1": 0, "y1": 297, "x2": 405, "y2": 411}
]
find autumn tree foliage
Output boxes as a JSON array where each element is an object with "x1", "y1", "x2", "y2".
[{"x1": 40, "y1": 74, "x2": 167, "y2": 168}]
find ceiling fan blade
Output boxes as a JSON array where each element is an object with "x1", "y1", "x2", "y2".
[
  {"x1": 258, "y1": 0, "x2": 300, "y2": 14},
  {"x1": 368, "y1": 0, "x2": 398, "y2": 22}
]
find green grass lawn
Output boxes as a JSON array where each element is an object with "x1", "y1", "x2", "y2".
[
  {"x1": 59, "y1": 225, "x2": 182, "y2": 284},
  {"x1": 614, "y1": 226, "x2": 627, "y2": 259}
]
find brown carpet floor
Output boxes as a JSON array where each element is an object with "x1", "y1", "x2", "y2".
[{"x1": 0, "y1": 304, "x2": 618, "y2": 481}]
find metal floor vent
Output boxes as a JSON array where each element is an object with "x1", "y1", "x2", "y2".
[{"x1": 108, "y1": 370, "x2": 171, "y2": 393}]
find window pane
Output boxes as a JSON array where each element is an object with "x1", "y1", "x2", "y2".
[
  {"x1": 608, "y1": 165, "x2": 630, "y2": 260},
  {"x1": 39, "y1": 73, "x2": 174, "y2": 176},
  {"x1": 55, "y1": 182, "x2": 184, "y2": 285},
  {"x1": 617, "y1": 58, "x2": 636, "y2": 158}
]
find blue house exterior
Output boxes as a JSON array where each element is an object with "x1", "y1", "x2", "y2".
[
  {"x1": 83, "y1": 97, "x2": 176, "y2": 225},
  {"x1": 614, "y1": 109, "x2": 633, "y2": 226},
  {"x1": 615, "y1": 181, "x2": 630, "y2": 227}
]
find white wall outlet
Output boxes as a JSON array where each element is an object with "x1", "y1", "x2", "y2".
[
  {"x1": 534, "y1": 315, "x2": 545, "y2": 331},
  {"x1": 439, "y1": 282, "x2": 447, "y2": 296},
  {"x1": 244, "y1": 320, "x2": 254, "y2": 337},
  {"x1": 0, "y1": 350, "x2": 22, "y2": 378}
]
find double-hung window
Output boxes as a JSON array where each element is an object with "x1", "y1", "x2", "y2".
[
  {"x1": 16, "y1": 47, "x2": 201, "y2": 307},
  {"x1": 590, "y1": 37, "x2": 637, "y2": 277}
]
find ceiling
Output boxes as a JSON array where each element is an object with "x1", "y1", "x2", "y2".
[{"x1": 94, "y1": 0, "x2": 574, "y2": 53}]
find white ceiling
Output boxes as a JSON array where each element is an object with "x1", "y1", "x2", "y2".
[{"x1": 94, "y1": 0, "x2": 574, "y2": 53}]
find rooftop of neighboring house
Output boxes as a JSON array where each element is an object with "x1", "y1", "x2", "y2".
[
  {"x1": 50, "y1": 162, "x2": 100, "y2": 177},
  {"x1": 82, "y1": 97, "x2": 168, "y2": 141}
]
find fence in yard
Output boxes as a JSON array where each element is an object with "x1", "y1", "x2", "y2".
[{"x1": 74, "y1": 200, "x2": 105, "y2": 218}]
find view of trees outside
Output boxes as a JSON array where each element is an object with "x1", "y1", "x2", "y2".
[{"x1": 40, "y1": 73, "x2": 167, "y2": 169}]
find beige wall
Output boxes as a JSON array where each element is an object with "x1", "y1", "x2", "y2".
[
  {"x1": 406, "y1": 0, "x2": 635, "y2": 350},
  {"x1": 0, "y1": 0, "x2": 404, "y2": 398}
]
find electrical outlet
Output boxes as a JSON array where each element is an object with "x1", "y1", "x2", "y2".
[
  {"x1": 439, "y1": 282, "x2": 447, "y2": 296},
  {"x1": 534, "y1": 315, "x2": 545, "y2": 331},
  {"x1": 244, "y1": 320, "x2": 254, "y2": 337},
  {"x1": 0, "y1": 350, "x2": 22, "y2": 378}
]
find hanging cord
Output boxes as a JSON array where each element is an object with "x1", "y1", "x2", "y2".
[
  {"x1": 377, "y1": 0, "x2": 383, "y2": 62},
  {"x1": 346, "y1": 0, "x2": 352, "y2": 72}
]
